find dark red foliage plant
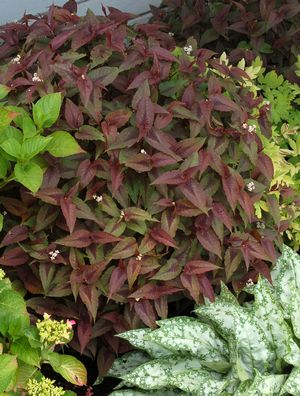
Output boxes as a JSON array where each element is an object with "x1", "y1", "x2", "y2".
[
  {"x1": 150, "y1": 0, "x2": 300, "y2": 82},
  {"x1": 0, "y1": 0, "x2": 283, "y2": 378}
]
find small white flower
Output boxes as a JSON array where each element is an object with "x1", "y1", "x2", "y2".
[
  {"x1": 120, "y1": 210, "x2": 125, "y2": 219},
  {"x1": 172, "y1": 201, "x2": 176, "y2": 206},
  {"x1": 93, "y1": 194, "x2": 103, "y2": 203},
  {"x1": 135, "y1": 298, "x2": 141, "y2": 302},
  {"x1": 256, "y1": 221, "x2": 266, "y2": 230},
  {"x1": 32, "y1": 72, "x2": 43, "y2": 83},
  {"x1": 183, "y1": 45, "x2": 193, "y2": 55},
  {"x1": 264, "y1": 100, "x2": 270, "y2": 106},
  {"x1": 136, "y1": 254, "x2": 143, "y2": 261},
  {"x1": 54, "y1": 250, "x2": 60, "y2": 254},
  {"x1": 246, "y1": 278, "x2": 254, "y2": 286},
  {"x1": 168, "y1": 32, "x2": 174, "y2": 37},
  {"x1": 242, "y1": 123, "x2": 248, "y2": 129},
  {"x1": 11, "y1": 54, "x2": 21, "y2": 64},
  {"x1": 3, "y1": 211, "x2": 7, "y2": 216},
  {"x1": 140, "y1": 149, "x2": 147, "y2": 155},
  {"x1": 248, "y1": 125, "x2": 256, "y2": 133},
  {"x1": 246, "y1": 181, "x2": 255, "y2": 192},
  {"x1": 81, "y1": 74, "x2": 86, "y2": 80}
]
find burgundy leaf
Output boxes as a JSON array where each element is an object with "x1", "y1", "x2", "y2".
[
  {"x1": 77, "y1": 321, "x2": 93, "y2": 354},
  {"x1": 129, "y1": 283, "x2": 182, "y2": 300},
  {"x1": 0, "y1": 247, "x2": 29, "y2": 266},
  {"x1": 92, "y1": 231, "x2": 122, "y2": 245},
  {"x1": 56, "y1": 230, "x2": 92, "y2": 247},
  {"x1": 196, "y1": 229, "x2": 222, "y2": 258},
  {"x1": 79, "y1": 284, "x2": 99, "y2": 322},
  {"x1": 108, "y1": 266, "x2": 127, "y2": 298},
  {"x1": 65, "y1": 98, "x2": 84, "y2": 129},
  {"x1": 134, "y1": 300, "x2": 157, "y2": 328},
  {"x1": 180, "y1": 272, "x2": 201, "y2": 304},
  {"x1": 76, "y1": 159, "x2": 97, "y2": 188},
  {"x1": 150, "y1": 227, "x2": 178, "y2": 248},
  {"x1": 184, "y1": 260, "x2": 220, "y2": 275},
  {"x1": 60, "y1": 197, "x2": 77, "y2": 234},
  {"x1": 212, "y1": 202, "x2": 233, "y2": 231},
  {"x1": 209, "y1": 94, "x2": 240, "y2": 112},
  {"x1": 198, "y1": 274, "x2": 215, "y2": 302},
  {"x1": 136, "y1": 95, "x2": 154, "y2": 140},
  {"x1": 127, "y1": 258, "x2": 142, "y2": 289},
  {"x1": 0, "y1": 225, "x2": 28, "y2": 247},
  {"x1": 180, "y1": 180, "x2": 212, "y2": 214}
]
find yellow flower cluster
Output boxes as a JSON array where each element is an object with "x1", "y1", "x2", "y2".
[
  {"x1": 27, "y1": 377, "x2": 65, "y2": 396},
  {"x1": 36, "y1": 313, "x2": 73, "y2": 345},
  {"x1": 0, "y1": 269, "x2": 6, "y2": 280}
]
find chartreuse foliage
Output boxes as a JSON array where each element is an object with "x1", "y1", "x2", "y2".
[
  {"x1": 0, "y1": 87, "x2": 82, "y2": 195},
  {"x1": 107, "y1": 245, "x2": 300, "y2": 395},
  {"x1": 0, "y1": 269, "x2": 86, "y2": 395}
]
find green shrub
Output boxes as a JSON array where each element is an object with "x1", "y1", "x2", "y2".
[
  {"x1": 107, "y1": 245, "x2": 300, "y2": 395},
  {"x1": 0, "y1": 269, "x2": 86, "y2": 394}
]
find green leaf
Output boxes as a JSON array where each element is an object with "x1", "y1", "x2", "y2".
[
  {"x1": 32, "y1": 93, "x2": 62, "y2": 129},
  {"x1": 46, "y1": 131, "x2": 83, "y2": 157},
  {"x1": 146, "y1": 316, "x2": 228, "y2": 364},
  {"x1": 0, "y1": 289, "x2": 30, "y2": 337},
  {"x1": 0, "y1": 84, "x2": 10, "y2": 100},
  {"x1": 22, "y1": 116, "x2": 37, "y2": 139},
  {"x1": 20, "y1": 136, "x2": 52, "y2": 160},
  {"x1": 0, "y1": 139, "x2": 22, "y2": 159},
  {"x1": 0, "y1": 354, "x2": 18, "y2": 392},
  {"x1": 46, "y1": 352, "x2": 87, "y2": 386},
  {"x1": 10, "y1": 337, "x2": 40, "y2": 367},
  {"x1": 117, "y1": 328, "x2": 173, "y2": 358},
  {"x1": 122, "y1": 356, "x2": 203, "y2": 390},
  {"x1": 0, "y1": 108, "x2": 19, "y2": 130},
  {"x1": 14, "y1": 362, "x2": 37, "y2": 388},
  {"x1": 14, "y1": 162, "x2": 43, "y2": 193},
  {"x1": 271, "y1": 245, "x2": 300, "y2": 339},
  {"x1": 0, "y1": 126, "x2": 23, "y2": 145},
  {"x1": 0, "y1": 156, "x2": 9, "y2": 179},
  {"x1": 0, "y1": 214, "x2": 3, "y2": 232}
]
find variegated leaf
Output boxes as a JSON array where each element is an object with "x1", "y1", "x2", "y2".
[
  {"x1": 280, "y1": 367, "x2": 300, "y2": 395},
  {"x1": 108, "y1": 351, "x2": 150, "y2": 378},
  {"x1": 110, "y1": 390, "x2": 190, "y2": 396},
  {"x1": 169, "y1": 368, "x2": 227, "y2": 395},
  {"x1": 248, "y1": 277, "x2": 300, "y2": 368},
  {"x1": 117, "y1": 328, "x2": 173, "y2": 358},
  {"x1": 195, "y1": 298, "x2": 276, "y2": 380},
  {"x1": 122, "y1": 356, "x2": 203, "y2": 390},
  {"x1": 235, "y1": 372, "x2": 287, "y2": 395},
  {"x1": 271, "y1": 245, "x2": 300, "y2": 339},
  {"x1": 146, "y1": 316, "x2": 228, "y2": 364}
]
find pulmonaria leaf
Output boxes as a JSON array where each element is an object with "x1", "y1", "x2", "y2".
[
  {"x1": 110, "y1": 390, "x2": 187, "y2": 396},
  {"x1": 122, "y1": 356, "x2": 203, "y2": 390},
  {"x1": 145, "y1": 316, "x2": 228, "y2": 363},
  {"x1": 235, "y1": 372, "x2": 287, "y2": 396},
  {"x1": 195, "y1": 296, "x2": 276, "y2": 380},
  {"x1": 169, "y1": 368, "x2": 227, "y2": 395},
  {"x1": 280, "y1": 367, "x2": 300, "y2": 396},
  {"x1": 271, "y1": 245, "x2": 300, "y2": 339},
  {"x1": 116, "y1": 328, "x2": 173, "y2": 358},
  {"x1": 249, "y1": 277, "x2": 300, "y2": 368},
  {"x1": 108, "y1": 351, "x2": 150, "y2": 379}
]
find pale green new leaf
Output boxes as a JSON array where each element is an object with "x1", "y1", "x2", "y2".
[
  {"x1": 14, "y1": 162, "x2": 43, "y2": 193},
  {"x1": 47, "y1": 131, "x2": 83, "y2": 157},
  {"x1": 169, "y1": 368, "x2": 227, "y2": 395},
  {"x1": 146, "y1": 316, "x2": 228, "y2": 363},
  {"x1": 0, "y1": 138, "x2": 22, "y2": 159},
  {"x1": 0, "y1": 354, "x2": 18, "y2": 392},
  {"x1": 46, "y1": 352, "x2": 87, "y2": 386},
  {"x1": 10, "y1": 337, "x2": 40, "y2": 367},
  {"x1": 33, "y1": 93, "x2": 62, "y2": 129},
  {"x1": 20, "y1": 136, "x2": 52, "y2": 160},
  {"x1": 235, "y1": 372, "x2": 287, "y2": 395},
  {"x1": 122, "y1": 356, "x2": 203, "y2": 390},
  {"x1": 249, "y1": 277, "x2": 300, "y2": 368},
  {"x1": 271, "y1": 245, "x2": 300, "y2": 339},
  {"x1": 117, "y1": 328, "x2": 173, "y2": 358}
]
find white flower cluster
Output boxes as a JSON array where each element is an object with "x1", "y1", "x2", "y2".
[
  {"x1": 242, "y1": 123, "x2": 257, "y2": 133},
  {"x1": 136, "y1": 254, "x2": 143, "y2": 261},
  {"x1": 32, "y1": 72, "x2": 43, "y2": 83},
  {"x1": 246, "y1": 181, "x2": 255, "y2": 192},
  {"x1": 246, "y1": 278, "x2": 254, "y2": 286},
  {"x1": 168, "y1": 32, "x2": 174, "y2": 37},
  {"x1": 140, "y1": 149, "x2": 147, "y2": 154},
  {"x1": 183, "y1": 45, "x2": 193, "y2": 55},
  {"x1": 49, "y1": 250, "x2": 60, "y2": 261},
  {"x1": 93, "y1": 194, "x2": 103, "y2": 203},
  {"x1": 11, "y1": 54, "x2": 21, "y2": 64},
  {"x1": 256, "y1": 221, "x2": 266, "y2": 230}
]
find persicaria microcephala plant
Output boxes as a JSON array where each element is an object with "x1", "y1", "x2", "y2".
[{"x1": 0, "y1": 0, "x2": 283, "y2": 376}]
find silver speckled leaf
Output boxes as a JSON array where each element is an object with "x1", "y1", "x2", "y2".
[
  {"x1": 235, "y1": 372, "x2": 287, "y2": 395},
  {"x1": 280, "y1": 367, "x2": 300, "y2": 395},
  {"x1": 108, "y1": 351, "x2": 150, "y2": 378}
]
